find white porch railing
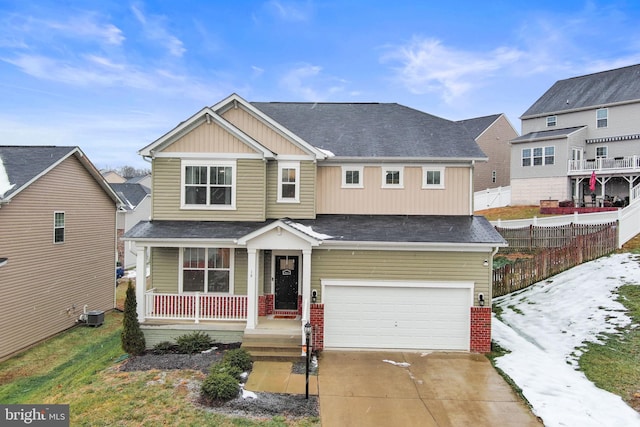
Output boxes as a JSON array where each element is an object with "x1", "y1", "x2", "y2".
[
  {"x1": 568, "y1": 155, "x2": 640, "y2": 173},
  {"x1": 144, "y1": 289, "x2": 247, "y2": 323}
]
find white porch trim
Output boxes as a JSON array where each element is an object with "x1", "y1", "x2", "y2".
[{"x1": 135, "y1": 245, "x2": 147, "y2": 322}]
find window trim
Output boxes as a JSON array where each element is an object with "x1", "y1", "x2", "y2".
[
  {"x1": 422, "y1": 167, "x2": 445, "y2": 189},
  {"x1": 53, "y1": 211, "x2": 65, "y2": 244},
  {"x1": 381, "y1": 166, "x2": 404, "y2": 188},
  {"x1": 596, "y1": 146, "x2": 608, "y2": 158},
  {"x1": 596, "y1": 108, "x2": 608, "y2": 128},
  {"x1": 277, "y1": 161, "x2": 300, "y2": 203},
  {"x1": 179, "y1": 247, "x2": 235, "y2": 294},
  {"x1": 522, "y1": 146, "x2": 555, "y2": 167},
  {"x1": 546, "y1": 116, "x2": 557, "y2": 127},
  {"x1": 341, "y1": 166, "x2": 364, "y2": 188},
  {"x1": 180, "y1": 160, "x2": 237, "y2": 210}
]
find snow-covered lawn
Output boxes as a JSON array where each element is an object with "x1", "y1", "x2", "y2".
[{"x1": 493, "y1": 253, "x2": 640, "y2": 426}]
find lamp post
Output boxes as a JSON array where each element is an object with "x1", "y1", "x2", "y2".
[{"x1": 304, "y1": 321, "x2": 312, "y2": 399}]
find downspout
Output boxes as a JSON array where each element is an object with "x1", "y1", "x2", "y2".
[{"x1": 470, "y1": 160, "x2": 475, "y2": 215}]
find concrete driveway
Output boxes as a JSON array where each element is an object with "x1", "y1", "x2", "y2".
[{"x1": 318, "y1": 351, "x2": 542, "y2": 427}]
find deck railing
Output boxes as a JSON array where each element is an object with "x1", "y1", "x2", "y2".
[
  {"x1": 568, "y1": 155, "x2": 640, "y2": 173},
  {"x1": 145, "y1": 289, "x2": 247, "y2": 322}
]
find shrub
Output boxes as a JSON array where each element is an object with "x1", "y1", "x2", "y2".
[
  {"x1": 151, "y1": 341, "x2": 177, "y2": 355},
  {"x1": 201, "y1": 372, "x2": 239, "y2": 401},
  {"x1": 121, "y1": 281, "x2": 146, "y2": 356},
  {"x1": 176, "y1": 331, "x2": 213, "y2": 354},
  {"x1": 210, "y1": 362, "x2": 243, "y2": 380},
  {"x1": 222, "y1": 348, "x2": 252, "y2": 371}
]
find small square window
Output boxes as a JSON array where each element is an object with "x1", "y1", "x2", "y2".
[
  {"x1": 342, "y1": 166, "x2": 364, "y2": 188},
  {"x1": 422, "y1": 167, "x2": 445, "y2": 189},
  {"x1": 596, "y1": 146, "x2": 608, "y2": 158},
  {"x1": 381, "y1": 167, "x2": 403, "y2": 188},
  {"x1": 54, "y1": 212, "x2": 65, "y2": 243},
  {"x1": 546, "y1": 116, "x2": 557, "y2": 127}
]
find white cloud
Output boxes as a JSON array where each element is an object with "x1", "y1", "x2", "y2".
[
  {"x1": 382, "y1": 37, "x2": 522, "y2": 104},
  {"x1": 131, "y1": 4, "x2": 186, "y2": 57},
  {"x1": 279, "y1": 64, "x2": 347, "y2": 101},
  {"x1": 266, "y1": 0, "x2": 311, "y2": 22}
]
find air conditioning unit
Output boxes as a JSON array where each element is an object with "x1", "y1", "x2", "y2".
[{"x1": 86, "y1": 310, "x2": 104, "y2": 327}]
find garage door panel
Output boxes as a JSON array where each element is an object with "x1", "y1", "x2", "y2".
[{"x1": 324, "y1": 283, "x2": 471, "y2": 350}]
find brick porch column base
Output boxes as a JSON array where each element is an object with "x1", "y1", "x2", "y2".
[
  {"x1": 258, "y1": 295, "x2": 266, "y2": 317},
  {"x1": 264, "y1": 294, "x2": 274, "y2": 315},
  {"x1": 310, "y1": 303, "x2": 324, "y2": 351},
  {"x1": 470, "y1": 306, "x2": 492, "y2": 353}
]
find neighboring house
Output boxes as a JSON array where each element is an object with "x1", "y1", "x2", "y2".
[
  {"x1": 123, "y1": 94, "x2": 506, "y2": 355},
  {"x1": 111, "y1": 182, "x2": 151, "y2": 268},
  {"x1": 457, "y1": 114, "x2": 518, "y2": 192},
  {"x1": 102, "y1": 170, "x2": 126, "y2": 183},
  {"x1": 126, "y1": 173, "x2": 152, "y2": 190},
  {"x1": 511, "y1": 64, "x2": 640, "y2": 206},
  {"x1": 0, "y1": 146, "x2": 121, "y2": 361}
]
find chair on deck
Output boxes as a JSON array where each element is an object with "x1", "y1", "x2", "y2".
[{"x1": 584, "y1": 194, "x2": 595, "y2": 207}]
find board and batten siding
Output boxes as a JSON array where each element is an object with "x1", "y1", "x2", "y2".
[
  {"x1": 316, "y1": 166, "x2": 471, "y2": 215},
  {"x1": 152, "y1": 158, "x2": 266, "y2": 221},
  {"x1": 0, "y1": 156, "x2": 116, "y2": 361},
  {"x1": 266, "y1": 160, "x2": 316, "y2": 219},
  {"x1": 310, "y1": 250, "x2": 490, "y2": 304},
  {"x1": 162, "y1": 121, "x2": 255, "y2": 154},
  {"x1": 221, "y1": 106, "x2": 307, "y2": 155}
]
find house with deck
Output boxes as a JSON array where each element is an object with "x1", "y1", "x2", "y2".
[
  {"x1": 0, "y1": 146, "x2": 121, "y2": 361},
  {"x1": 123, "y1": 94, "x2": 506, "y2": 358},
  {"x1": 511, "y1": 64, "x2": 640, "y2": 206}
]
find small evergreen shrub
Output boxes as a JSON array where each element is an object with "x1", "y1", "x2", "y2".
[
  {"x1": 210, "y1": 362, "x2": 243, "y2": 380},
  {"x1": 222, "y1": 348, "x2": 252, "y2": 371},
  {"x1": 121, "y1": 282, "x2": 146, "y2": 356},
  {"x1": 176, "y1": 331, "x2": 213, "y2": 354},
  {"x1": 201, "y1": 372, "x2": 239, "y2": 401},
  {"x1": 151, "y1": 341, "x2": 177, "y2": 355}
]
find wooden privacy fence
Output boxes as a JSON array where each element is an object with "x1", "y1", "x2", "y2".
[
  {"x1": 495, "y1": 222, "x2": 616, "y2": 252},
  {"x1": 493, "y1": 222, "x2": 618, "y2": 297}
]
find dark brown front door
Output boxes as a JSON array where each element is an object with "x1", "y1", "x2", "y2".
[{"x1": 274, "y1": 255, "x2": 299, "y2": 310}]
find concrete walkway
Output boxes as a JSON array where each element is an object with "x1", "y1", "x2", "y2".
[{"x1": 244, "y1": 361, "x2": 319, "y2": 395}]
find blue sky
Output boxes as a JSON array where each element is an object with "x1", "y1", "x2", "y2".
[{"x1": 2, "y1": 0, "x2": 640, "y2": 170}]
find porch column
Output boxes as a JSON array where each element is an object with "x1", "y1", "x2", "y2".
[
  {"x1": 246, "y1": 248, "x2": 258, "y2": 329},
  {"x1": 302, "y1": 249, "x2": 312, "y2": 321},
  {"x1": 135, "y1": 245, "x2": 147, "y2": 322}
]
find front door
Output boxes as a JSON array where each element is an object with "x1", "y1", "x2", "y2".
[{"x1": 274, "y1": 255, "x2": 299, "y2": 310}]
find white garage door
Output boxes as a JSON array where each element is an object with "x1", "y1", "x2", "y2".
[{"x1": 323, "y1": 281, "x2": 472, "y2": 350}]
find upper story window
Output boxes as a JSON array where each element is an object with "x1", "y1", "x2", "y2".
[
  {"x1": 181, "y1": 247, "x2": 232, "y2": 293},
  {"x1": 522, "y1": 146, "x2": 554, "y2": 167},
  {"x1": 596, "y1": 146, "x2": 608, "y2": 158},
  {"x1": 342, "y1": 166, "x2": 364, "y2": 188},
  {"x1": 54, "y1": 212, "x2": 65, "y2": 243},
  {"x1": 181, "y1": 160, "x2": 236, "y2": 210},
  {"x1": 278, "y1": 161, "x2": 300, "y2": 203},
  {"x1": 546, "y1": 116, "x2": 557, "y2": 127},
  {"x1": 422, "y1": 167, "x2": 445, "y2": 189},
  {"x1": 381, "y1": 166, "x2": 403, "y2": 188},
  {"x1": 596, "y1": 108, "x2": 608, "y2": 128}
]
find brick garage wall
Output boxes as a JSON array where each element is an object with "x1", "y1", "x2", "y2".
[
  {"x1": 310, "y1": 303, "x2": 324, "y2": 351},
  {"x1": 470, "y1": 307, "x2": 491, "y2": 352}
]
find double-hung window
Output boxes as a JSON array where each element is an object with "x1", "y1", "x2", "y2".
[
  {"x1": 182, "y1": 160, "x2": 236, "y2": 209},
  {"x1": 54, "y1": 212, "x2": 65, "y2": 243},
  {"x1": 342, "y1": 166, "x2": 364, "y2": 188},
  {"x1": 182, "y1": 248, "x2": 232, "y2": 293},
  {"x1": 546, "y1": 116, "x2": 557, "y2": 127},
  {"x1": 277, "y1": 161, "x2": 300, "y2": 202},
  {"x1": 422, "y1": 167, "x2": 445, "y2": 189},
  {"x1": 381, "y1": 166, "x2": 403, "y2": 188},
  {"x1": 596, "y1": 108, "x2": 608, "y2": 128},
  {"x1": 522, "y1": 146, "x2": 554, "y2": 166}
]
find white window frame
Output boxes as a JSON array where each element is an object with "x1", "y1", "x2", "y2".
[
  {"x1": 422, "y1": 167, "x2": 445, "y2": 189},
  {"x1": 341, "y1": 166, "x2": 364, "y2": 188},
  {"x1": 597, "y1": 108, "x2": 608, "y2": 128},
  {"x1": 179, "y1": 247, "x2": 235, "y2": 294},
  {"x1": 381, "y1": 166, "x2": 404, "y2": 188},
  {"x1": 53, "y1": 211, "x2": 65, "y2": 244},
  {"x1": 277, "y1": 161, "x2": 300, "y2": 203},
  {"x1": 180, "y1": 160, "x2": 236, "y2": 210},
  {"x1": 522, "y1": 146, "x2": 554, "y2": 166},
  {"x1": 596, "y1": 146, "x2": 608, "y2": 158},
  {"x1": 546, "y1": 116, "x2": 557, "y2": 127}
]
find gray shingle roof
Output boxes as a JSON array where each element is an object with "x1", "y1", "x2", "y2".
[
  {"x1": 124, "y1": 215, "x2": 506, "y2": 246},
  {"x1": 0, "y1": 146, "x2": 77, "y2": 199},
  {"x1": 456, "y1": 114, "x2": 502, "y2": 139},
  {"x1": 522, "y1": 64, "x2": 640, "y2": 118},
  {"x1": 110, "y1": 183, "x2": 150, "y2": 210},
  {"x1": 251, "y1": 102, "x2": 487, "y2": 160},
  {"x1": 511, "y1": 126, "x2": 586, "y2": 144}
]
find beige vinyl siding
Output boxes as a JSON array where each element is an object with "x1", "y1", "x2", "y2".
[
  {"x1": 310, "y1": 250, "x2": 489, "y2": 305},
  {"x1": 266, "y1": 160, "x2": 316, "y2": 219},
  {"x1": 473, "y1": 115, "x2": 516, "y2": 191},
  {"x1": 162, "y1": 121, "x2": 255, "y2": 154},
  {"x1": 141, "y1": 327, "x2": 244, "y2": 348},
  {"x1": 150, "y1": 247, "x2": 179, "y2": 293},
  {"x1": 222, "y1": 106, "x2": 307, "y2": 155},
  {"x1": 152, "y1": 158, "x2": 266, "y2": 221},
  {"x1": 233, "y1": 249, "x2": 248, "y2": 296},
  {"x1": 0, "y1": 156, "x2": 116, "y2": 361},
  {"x1": 317, "y1": 166, "x2": 471, "y2": 215}
]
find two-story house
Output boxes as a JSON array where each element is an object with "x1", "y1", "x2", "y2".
[
  {"x1": 511, "y1": 64, "x2": 640, "y2": 206},
  {"x1": 123, "y1": 94, "x2": 506, "y2": 355},
  {"x1": 0, "y1": 146, "x2": 121, "y2": 361},
  {"x1": 111, "y1": 182, "x2": 151, "y2": 269}
]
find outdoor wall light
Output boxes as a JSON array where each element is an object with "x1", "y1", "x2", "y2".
[
  {"x1": 483, "y1": 259, "x2": 489, "y2": 267},
  {"x1": 478, "y1": 293, "x2": 485, "y2": 306},
  {"x1": 0, "y1": 257, "x2": 7, "y2": 268},
  {"x1": 311, "y1": 290, "x2": 317, "y2": 303}
]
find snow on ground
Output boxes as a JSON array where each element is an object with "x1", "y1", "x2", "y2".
[{"x1": 493, "y1": 253, "x2": 640, "y2": 426}]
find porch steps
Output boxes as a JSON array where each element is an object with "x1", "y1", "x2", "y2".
[{"x1": 241, "y1": 332, "x2": 303, "y2": 362}]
